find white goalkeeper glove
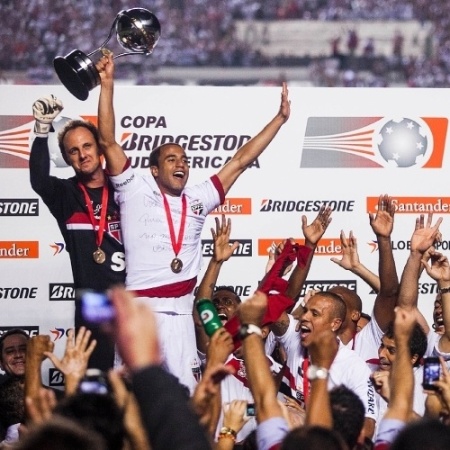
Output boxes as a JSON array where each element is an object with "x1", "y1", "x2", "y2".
[{"x1": 32, "y1": 95, "x2": 64, "y2": 137}]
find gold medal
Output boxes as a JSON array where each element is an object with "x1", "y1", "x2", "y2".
[
  {"x1": 170, "y1": 257, "x2": 183, "y2": 273},
  {"x1": 93, "y1": 248, "x2": 106, "y2": 264}
]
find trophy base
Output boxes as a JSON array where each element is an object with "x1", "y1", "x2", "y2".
[{"x1": 54, "y1": 50, "x2": 101, "y2": 101}]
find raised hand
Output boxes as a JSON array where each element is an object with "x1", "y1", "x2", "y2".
[
  {"x1": 278, "y1": 82, "x2": 291, "y2": 123},
  {"x1": 368, "y1": 194, "x2": 396, "y2": 238},
  {"x1": 421, "y1": 249, "x2": 450, "y2": 284},
  {"x1": 410, "y1": 213, "x2": 443, "y2": 254},
  {"x1": 330, "y1": 230, "x2": 360, "y2": 271},
  {"x1": 44, "y1": 327, "x2": 97, "y2": 395},
  {"x1": 302, "y1": 204, "x2": 332, "y2": 247},
  {"x1": 32, "y1": 95, "x2": 63, "y2": 136},
  {"x1": 212, "y1": 214, "x2": 239, "y2": 264}
]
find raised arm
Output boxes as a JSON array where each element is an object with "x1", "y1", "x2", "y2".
[
  {"x1": 29, "y1": 95, "x2": 64, "y2": 197},
  {"x1": 422, "y1": 250, "x2": 450, "y2": 352},
  {"x1": 369, "y1": 194, "x2": 399, "y2": 331},
  {"x1": 396, "y1": 214, "x2": 442, "y2": 328},
  {"x1": 331, "y1": 230, "x2": 380, "y2": 293},
  {"x1": 96, "y1": 52, "x2": 128, "y2": 175},
  {"x1": 285, "y1": 204, "x2": 332, "y2": 300},
  {"x1": 194, "y1": 215, "x2": 239, "y2": 354},
  {"x1": 216, "y1": 83, "x2": 290, "y2": 195}
]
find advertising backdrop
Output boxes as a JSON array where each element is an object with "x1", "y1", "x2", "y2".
[{"x1": 1, "y1": 85, "x2": 448, "y2": 384}]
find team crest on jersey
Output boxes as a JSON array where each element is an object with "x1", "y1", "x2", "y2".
[
  {"x1": 191, "y1": 359, "x2": 202, "y2": 383},
  {"x1": 190, "y1": 199, "x2": 204, "y2": 216},
  {"x1": 108, "y1": 221, "x2": 123, "y2": 244}
]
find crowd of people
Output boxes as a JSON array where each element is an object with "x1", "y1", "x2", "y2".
[
  {"x1": 1, "y1": 0, "x2": 450, "y2": 87},
  {"x1": 1, "y1": 50, "x2": 450, "y2": 447}
]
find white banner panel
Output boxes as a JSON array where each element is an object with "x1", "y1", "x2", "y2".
[{"x1": 1, "y1": 85, "x2": 448, "y2": 384}]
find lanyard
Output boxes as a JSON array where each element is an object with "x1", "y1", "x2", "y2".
[{"x1": 162, "y1": 193, "x2": 187, "y2": 257}]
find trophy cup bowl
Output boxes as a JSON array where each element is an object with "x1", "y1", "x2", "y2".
[{"x1": 54, "y1": 8, "x2": 161, "y2": 101}]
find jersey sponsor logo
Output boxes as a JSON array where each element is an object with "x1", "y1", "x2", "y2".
[
  {"x1": 48, "y1": 368, "x2": 65, "y2": 387},
  {"x1": 0, "y1": 287, "x2": 38, "y2": 299},
  {"x1": 300, "y1": 116, "x2": 447, "y2": 168},
  {"x1": 367, "y1": 196, "x2": 450, "y2": 214},
  {"x1": 202, "y1": 239, "x2": 252, "y2": 257},
  {"x1": 49, "y1": 284, "x2": 75, "y2": 301},
  {"x1": 260, "y1": 199, "x2": 355, "y2": 213},
  {"x1": 0, "y1": 326, "x2": 39, "y2": 337},
  {"x1": 300, "y1": 280, "x2": 357, "y2": 296},
  {"x1": 258, "y1": 239, "x2": 342, "y2": 256},
  {"x1": 0, "y1": 241, "x2": 39, "y2": 258},
  {"x1": 211, "y1": 198, "x2": 252, "y2": 215},
  {"x1": 190, "y1": 199, "x2": 204, "y2": 216},
  {"x1": 0, "y1": 199, "x2": 39, "y2": 216}
]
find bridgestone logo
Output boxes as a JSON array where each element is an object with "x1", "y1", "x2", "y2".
[
  {"x1": 49, "y1": 284, "x2": 75, "y2": 301},
  {"x1": 0, "y1": 199, "x2": 39, "y2": 216}
]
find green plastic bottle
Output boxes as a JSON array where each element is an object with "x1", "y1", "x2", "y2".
[{"x1": 196, "y1": 298, "x2": 223, "y2": 336}]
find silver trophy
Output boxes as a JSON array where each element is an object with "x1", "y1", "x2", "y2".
[{"x1": 54, "y1": 7, "x2": 161, "y2": 101}]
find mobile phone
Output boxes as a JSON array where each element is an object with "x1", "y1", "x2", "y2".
[
  {"x1": 77, "y1": 369, "x2": 111, "y2": 395},
  {"x1": 246, "y1": 403, "x2": 256, "y2": 416},
  {"x1": 78, "y1": 289, "x2": 114, "y2": 324},
  {"x1": 423, "y1": 357, "x2": 441, "y2": 390}
]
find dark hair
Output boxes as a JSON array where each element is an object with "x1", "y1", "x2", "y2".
[
  {"x1": 383, "y1": 322, "x2": 427, "y2": 367},
  {"x1": 390, "y1": 418, "x2": 450, "y2": 450},
  {"x1": 57, "y1": 120, "x2": 100, "y2": 164},
  {"x1": 329, "y1": 286, "x2": 363, "y2": 314},
  {"x1": 14, "y1": 417, "x2": 107, "y2": 450},
  {"x1": 281, "y1": 425, "x2": 348, "y2": 450},
  {"x1": 0, "y1": 377, "x2": 25, "y2": 426},
  {"x1": 313, "y1": 291, "x2": 347, "y2": 323},
  {"x1": 330, "y1": 385, "x2": 365, "y2": 450},
  {"x1": 53, "y1": 392, "x2": 125, "y2": 450},
  {"x1": 0, "y1": 328, "x2": 29, "y2": 360},
  {"x1": 149, "y1": 142, "x2": 184, "y2": 167},
  {"x1": 213, "y1": 285, "x2": 242, "y2": 303},
  {"x1": 360, "y1": 312, "x2": 371, "y2": 322}
]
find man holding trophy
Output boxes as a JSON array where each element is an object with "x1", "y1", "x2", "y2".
[{"x1": 95, "y1": 51, "x2": 291, "y2": 392}]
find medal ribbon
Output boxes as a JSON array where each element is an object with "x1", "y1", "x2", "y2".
[
  {"x1": 162, "y1": 193, "x2": 187, "y2": 258},
  {"x1": 78, "y1": 182, "x2": 108, "y2": 249},
  {"x1": 302, "y1": 348, "x2": 309, "y2": 405}
]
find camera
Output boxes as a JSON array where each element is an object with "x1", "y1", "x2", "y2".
[
  {"x1": 246, "y1": 403, "x2": 256, "y2": 416},
  {"x1": 77, "y1": 368, "x2": 111, "y2": 395},
  {"x1": 423, "y1": 356, "x2": 441, "y2": 391},
  {"x1": 78, "y1": 289, "x2": 114, "y2": 324}
]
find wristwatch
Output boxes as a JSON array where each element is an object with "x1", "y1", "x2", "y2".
[
  {"x1": 238, "y1": 323, "x2": 263, "y2": 340},
  {"x1": 306, "y1": 364, "x2": 329, "y2": 381}
]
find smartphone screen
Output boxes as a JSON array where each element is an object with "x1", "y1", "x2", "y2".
[
  {"x1": 79, "y1": 290, "x2": 114, "y2": 324},
  {"x1": 246, "y1": 403, "x2": 256, "y2": 416},
  {"x1": 423, "y1": 357, "x2": 440, "y2": 390}
]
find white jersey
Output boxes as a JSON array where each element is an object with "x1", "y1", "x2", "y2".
[
  {"x1": 110, "y1": 166, "x2": 223, "y2": 291},
  {"x1": 277, "y1": 315, "x2": 377, "y2": 421},
  {"x1": 342, "y1": 312, "x2": 384, "y2": 364},
  {"x1": 374, "y1": 366, "x2": 426, "y2": 430}
]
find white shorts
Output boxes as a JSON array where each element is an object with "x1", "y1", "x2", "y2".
[{"x1": 136, "y1": 295, "x2": 201, "y2": 394}]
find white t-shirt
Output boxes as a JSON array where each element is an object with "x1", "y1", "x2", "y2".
[
  {"x1": 374, "y1": 366, "x2": 426, "y2": 431},
  {"x1": 342, "y1": 312, "x2": 384, "y2": 364},
  {"x1": 110, "y1": 166, "x2": 222, "y2": 291},
  {"x1": 277, "y1": 315, "x2": 377, "y2": 421}
]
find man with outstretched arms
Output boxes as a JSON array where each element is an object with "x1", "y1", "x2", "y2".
[{"x1": 96, "y1": 52, "x2": 290, "y2": 392}]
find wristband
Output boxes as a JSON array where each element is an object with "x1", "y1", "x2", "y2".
[
  {"x1": 238, "y1": 323, "x2": 263, "y2": 340},
  {"x1": 34, "y1": 121, "x2": 52, "y2": 138},
  {"x1": 439, "y1": 286, "x2": 450, "y2": 295}
]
